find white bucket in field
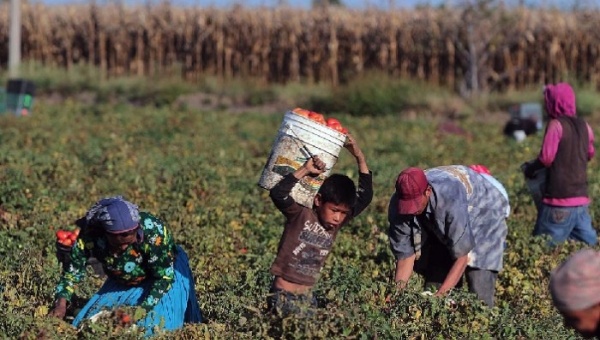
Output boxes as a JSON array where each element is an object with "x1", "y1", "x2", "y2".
[
  {"x1": 513, "y1": 130, "x2": 527, "y2": 142},
  {"x1": 258, "y1": 110, "x2": 347, "y2": 208}
]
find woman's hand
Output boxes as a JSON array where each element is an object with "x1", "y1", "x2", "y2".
[{"x1": 48, "y1": 298, "x2": 68, "y2": 319}]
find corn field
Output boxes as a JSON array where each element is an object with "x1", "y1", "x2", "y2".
[{"x1": 1, "y1": 3, "x2": 600, "y2": 92}]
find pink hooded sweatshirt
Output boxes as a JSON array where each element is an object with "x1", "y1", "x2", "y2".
[{"x1": 539, "y1": 83, "x2": 595, "y2": 206}]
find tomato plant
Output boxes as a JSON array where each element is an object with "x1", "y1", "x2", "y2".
[{"x1": 0, "y1": 99, "x2": 593, "y2": 339}]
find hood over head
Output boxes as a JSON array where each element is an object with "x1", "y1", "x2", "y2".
[{"x1": 544, "y1": 83, "x2": 576, "y2": 119}]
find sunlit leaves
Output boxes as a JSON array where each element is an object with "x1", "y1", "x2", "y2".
[{"x1": 0, "y1": 102, "x2": 593, "y2": 339}]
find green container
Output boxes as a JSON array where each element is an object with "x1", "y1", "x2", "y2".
[
  {"x1": 7, "y1": 92, "x2": 34, "y2": 116},
  {"x1": 6, "y1": 79, "x2": 36, "y2": 116}
]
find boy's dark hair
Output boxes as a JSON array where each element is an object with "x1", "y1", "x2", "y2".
[{"x1": 318, "y1": 174, "x2": 356, "y2": 207}]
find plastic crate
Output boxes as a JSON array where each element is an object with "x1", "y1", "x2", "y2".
[{"x1": 6, "y1": 79, "x2": 35, "y2": 116}]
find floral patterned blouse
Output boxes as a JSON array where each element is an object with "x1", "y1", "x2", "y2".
[{"x1": 54, "y1": 212, "x2": 177, "y2": 310}]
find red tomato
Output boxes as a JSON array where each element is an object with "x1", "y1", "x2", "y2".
[
  {"x1": 308, "y1": 112, "x2": 326, "y2": 124},
  {"x1": 292, "y1": 108, "x2": 310, "y2": 118},
  {"x1": 73, "y1": 228, "x2": 80, "y2": 237},
  {"x1": 68, "y1": 232, "x2": 78, "y2": 241},
  {"x1": 326, "y1": 118, "x2": 341, "y2": 127},
  {"x1": 341, "y1": 127, "x2": 349, "y2": 134},
  {"x1": 326, "y1": 117, "x2": 347, "y2": 133},
  {"x1": 121, "y1": 314, "x2": 131, "y2": 324},
  {"x1": 56, "y1": 230, "x2": 69, "y2": 241},
  {"x1": 61, "y1": 238, "x2": 74, "y2": 247}
]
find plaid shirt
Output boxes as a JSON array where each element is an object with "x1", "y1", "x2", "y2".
[{"x1": 388, "y1": 165, "x2": 509, "y2": 272}]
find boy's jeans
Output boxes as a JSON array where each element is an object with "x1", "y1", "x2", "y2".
[
  {"x1": 533, "y1": 204, "x2": 598, "y2": 246},
  {"x1": 267, "y1": 284, "x2": 318, "y2": 317}
]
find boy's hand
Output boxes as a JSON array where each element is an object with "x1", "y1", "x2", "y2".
[
  {"x1": 48, "y1": 298, "x2": 67, "y2": 319},
  {"x1": 293, "y1": 156, "x2": 326, "y2": 179},
  {"x1": 344, "y1": 134, "x2": 369, "y2": 174},
  {"x1": 344, "y1": 134, "x2": 364, "y2": 159},
  {"x1": 305, "y1": 156, "x2": 326, "y2": 176}
]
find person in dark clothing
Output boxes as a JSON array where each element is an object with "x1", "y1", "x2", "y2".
[
  {"x1": 267, "y1": 134, "x2": 373, "y2": 316},
  {"x1": 524, "y1": 83, "x2": 597, "y2": 245},
  {"x1": 503, "y1": 117, "x2": 540, "y2": 140}
]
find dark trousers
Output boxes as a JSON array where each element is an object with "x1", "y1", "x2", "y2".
[
  {"x1": 416, "y1": 237, "x2": 498, "y2": 307},
  {"x1": 267, "y1": 281, "x2": 318, "y2": 317}
]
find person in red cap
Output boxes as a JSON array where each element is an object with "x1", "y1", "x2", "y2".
[{"x1": 388, "y1": 165, "x2": 510, "y2": 307}]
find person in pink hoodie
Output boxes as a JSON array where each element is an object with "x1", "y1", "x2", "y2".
[{"x1": 524, "y1": 83, "x2": 597, "y2": 245}]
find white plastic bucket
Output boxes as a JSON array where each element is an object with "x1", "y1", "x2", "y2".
[
  {"x1": 513, "y1": 130, "x2": 526, "y2": 142},
  {"x1": 258, "y1": 111, "x2": 347, "y2": 208}
]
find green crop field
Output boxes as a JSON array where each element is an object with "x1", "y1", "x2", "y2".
[{"x1": 0, "y1": 95, "x2": 595, "y2": 339}]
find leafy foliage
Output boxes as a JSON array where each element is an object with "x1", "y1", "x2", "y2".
[
  {"x1": 0, "y1": 97, "x2": 595, "y2": 339},
  {"x1": 306, "y1": 72, "x2": 454, "y2": 117}
]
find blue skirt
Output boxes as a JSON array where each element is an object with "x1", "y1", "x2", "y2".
[{"x1": 72, "y1": 245, "x2": 203, "y2": 336}]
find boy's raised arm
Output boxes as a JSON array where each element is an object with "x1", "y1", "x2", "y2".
[
  {"x1": 345, "y1": 134, "x2": 373, "y2": 216},
  {"x1": 269, "y1": 157, "x2": 326, "y2": 212},
  {"x1": 344, "y1": 134, "x2": 369, "y2": 174}
]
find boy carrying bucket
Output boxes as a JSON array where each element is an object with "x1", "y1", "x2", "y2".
[{"x1": 267, "y1": 134, "x2": 372, "y2": 316}]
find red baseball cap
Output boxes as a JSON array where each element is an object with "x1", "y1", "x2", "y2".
[{"x1": 396, "y1": 167, "x2": 428, "y2": 215}]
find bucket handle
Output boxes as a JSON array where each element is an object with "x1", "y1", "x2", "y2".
[
  {"x1": 284, "y1": 123, "x2": 315, "y2": 159},
  {"x1": 284, "y1": 123, "x2": 333, "y2": 171}
]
